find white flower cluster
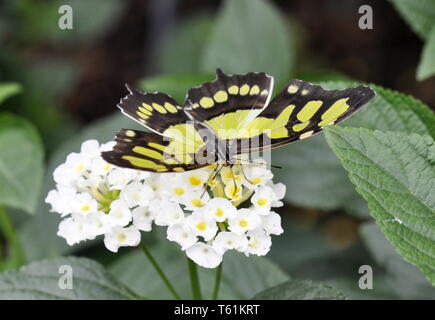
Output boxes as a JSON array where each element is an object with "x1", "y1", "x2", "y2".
[{"x1": 46, "y1": 140, "x2": 285, "y2": 268}]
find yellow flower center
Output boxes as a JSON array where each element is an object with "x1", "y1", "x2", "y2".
[
  {"x1": 251, "y1": 177, "x2": 262, "y2": 185},
  {"x1": 257, "y1": 197, "x2": 268, "y2": 206},
  {"x1": 191, "y1": 199, "x2": 204, "y2": 208},
  {"x1": 116, "y1": 233, "x2": 127, "y2": 243},
  {"x1": 80, "y1": 204, "x2": 90, "y2": 212},
  {"x1": 238, "y1": 219, "x2": 249, "y2": 228},
  {"x1": 173, "y1": 187, "x2": 185, "y2": 196},
  {"x1": 214, "y1": 208, "x2": 224, "y2": 217},
  {"x1": 76, "y1": 164, "x2": 85, "y2": 172},
  {"x1": 189, "y1": 176, "x2": 202, "y2": 186},
  {"x1": 196, "y1": 221, "x2": 207, "y2": 232}
]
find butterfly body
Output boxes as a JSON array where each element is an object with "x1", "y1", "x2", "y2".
[{"x1": 102, "y1": 69, "x2": 375, "y2": 173}]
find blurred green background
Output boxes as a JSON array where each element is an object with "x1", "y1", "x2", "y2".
[{"x1": 0, "y1": 0, "x2": 434, "y2": 299}]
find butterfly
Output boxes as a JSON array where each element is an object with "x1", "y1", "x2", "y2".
[{"x1": 102, "y1": 68, "x2": 375, "y2": 174}]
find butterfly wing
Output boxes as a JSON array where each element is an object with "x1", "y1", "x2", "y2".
[
  {"x1": 118, "y1": 85, "x2": 189, "y2": 135},
  {"x1": 184, "y1": 68, "x2": 274, "y2": 139},
  {"x1": 233, "y1": 80, "x2": 376, "y2": 154},
  {"x1": 101, "y1": 129, "x2": 210, "y2": 172}
]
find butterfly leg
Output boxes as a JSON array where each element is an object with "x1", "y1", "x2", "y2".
[{"x1": 200, "y1": 164, "x2": 223, "y2": 199}]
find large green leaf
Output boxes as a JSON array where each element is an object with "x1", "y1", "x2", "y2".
[
  {"x1": 388, "y1": 0, "x2": 435, "y2": 40},
  {"x1": 0, "y1": 113, "x2": 44, "y2": 215},
  {"x1": 273, "y1": 82, "x2": 435, "y2": 217},
  {"x1": 109, "y1": 240, "x2": 289, "y2": 300},
  {"x1": 324, "y1": 127, "x2": 435, "y2": 285},
  {"x1": 0, "y1": 83, "x2": 21, "y2": 105},
  {"x1": 201, "y1": 0, "x2": 293, "y2": 86},
  {"x1": 252, "y1": 279, "x2": 347, "y2": 300},
  {"x1": 417, "y1": 25, "x2": 435, "y2": 81},
  {"x1": 0, "y1": 257, "x2": 136, "y2": 300},
  {"x1": 360, "y1": 223, "x2": 435, "y2": 299}
]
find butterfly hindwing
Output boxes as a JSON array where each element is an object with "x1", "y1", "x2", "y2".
[
  {"x1": 118, "y1": 85, "x2": 188, "y2": 135},
  {"x1": 235, "y1": 80, "x2": 376, "y2": 153},
  {"x1": 184, "y1": 68, "x2": 274, "y2": 139},
  {"x1": 101, "y1": 129, "x2": 208, "y2": 172}
]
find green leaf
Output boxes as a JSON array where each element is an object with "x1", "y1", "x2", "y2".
[
  {"x1": 159, "y1": 13, "x2": 214, "y2": 74},
  {"x1": 0, "y1": 113, "x2": 44, "y2": 215},
  {"x1": 388, "y1": 0, "x2": 435, "y2": 40},
  {"x1": 0, "y1": 83, "x2": 21, "y2": 105},
  {"x1": 110, "y1": 240, "x2": 289, "y2": 299},
  {"x1": 201, "y1": 0, "x2": 293, "y2": 86},
  {"x1": 417, "y1": 25, "x2": 435, "y2": 81},
  {"x1": 18, "y1": 112, "x2": 139, "y2": 260},
  {"x1": 252, "y1": 279, "x2": 347, "y2": 300},
  {"x1": 273, "y1": 82, "x2": 435, "y2": 217},
  {"x1": 324, "y1": 126, "x2": 435, "y2": 285},
  {"x1": 0, "y1": 257, "x2": 136, "y2": 300},
  {"x1": 139, "y1": 73, "x2": 214, "y2": 103},
  {"x1": 360, "y1": 223, "x2": 435, "y2": 299}
]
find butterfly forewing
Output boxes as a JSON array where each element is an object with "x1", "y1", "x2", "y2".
[{"x1": 184, "y1": 68, "x2": 274, "y2": 140}]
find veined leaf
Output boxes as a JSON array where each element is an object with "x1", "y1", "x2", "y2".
[
  {"x1": 324, "y1": 126, "x2": 435, "y2": 285},
  {"x1": 251, "y1": 279, "x2": 347, "y2": 300},
  {"x1": 273, "y1": 82, "x2": 435, "y2": 217},
  {"x1": 0, "y1": 257, "x2": 137, "y2": 300}
]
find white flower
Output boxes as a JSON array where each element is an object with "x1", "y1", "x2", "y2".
[
  {"x1": 245, "y1": 228, "x2": 272, "y2": 256},
  {"x1": 107, "y1": 199, "x2": 132, "y2": 226},
  {"x1": 45, "y1": 187, "x2": 76, "y2": 216},
  {"x1": 269, "y1": 182, "x2": 286, "y2": 207},
  {"x1": 152, "y1": 200, "x2": 185, "y2": 226},
  {"x1": 132, "y1": 206, "x2": 156, "y2": 231},
  {"x1": 212, "y1": 232, "x2": 248, "y2": 254},
  {"x1": 53, "y1": 163, "x2": 78, "y2": 187},
  {"x1": 167, "y1": 223, "x2": 198, "y2": 250},
  {"x1": 91, "y1": 157, "x2": 113, "y2": 176},
  {"x1": 85, "y1": 212, "x2": 113, "y2": 237},
  {"x1": 185, "y1": 210, "x2": 218, "y2": 241},
  {"x1": 180, "y1": 190, "x2": 210, "y2": 211},
  {"x1": 243, "y1": 160, "x2": 273, "y2": 187},
  {"x1": 104, "y1": 226, "x2": 141, "y2": 252},
  {"x1": 228, "y1": 208, "x2": 261, "y2": 235},
  {"x1": 72, "y1": 192, "x2": 98, "y2": 215},
  {"x1": 121, "y1": 181, "x2": 154, "y2": 207},
  {"x1": 186, "y1": 243, "x2": 222, "y2": 268},
  {"x1": 107, "y1": 168, "x2": 138, "y2": 190},
  {"x1": 183, "y1": 170, "x2": 209, "y2": 190},
  {"x1": 261, "y1": 212, "x2": 284, "y2": 235},
  {"x1": 203, "y1": 198, "x2": 237, "y2": 222},
  {"x1": 65, "y1": 152, "x2": 91, "y2": 176},
  {"x1": 80, "y1": 139, "x2": 101, "y2": 159},
  {"x1": 251, "y1": 185, "x2": 276, "y2": 213},
  {"x1": 57, "y1": 215, "x2": 89, "y2": 245}
]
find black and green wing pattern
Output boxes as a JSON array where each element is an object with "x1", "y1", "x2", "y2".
[{"x1": 233, "y1": 79, "x2": 375, "y2": 154}]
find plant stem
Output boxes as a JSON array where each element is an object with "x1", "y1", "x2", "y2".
[
  {"x1": 139, "y1": 242, "x2": 181, "y2": 300},
  {"x1": 0, "y1": 206, "x2": 24, "y2": 269},
  {"x1": 212, "y1": 263, "x2": 223, "y2": 300},
  {"x1": 187, "y1": 257, "x2": 202, "y2": 300}
]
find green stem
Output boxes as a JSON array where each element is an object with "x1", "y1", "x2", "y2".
[
  {"x1": 187, "y1": 257, "x2": 202, "y2": 300},
  {"x1": 139, "y1": 242, "x2": 181, "y2": 300},
  {"x1": 0, "y1": 207, "x2": 24, "y2": 268},
  {"x1": 212, "y1": 263, "x2": 223, "y2": 300}
]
